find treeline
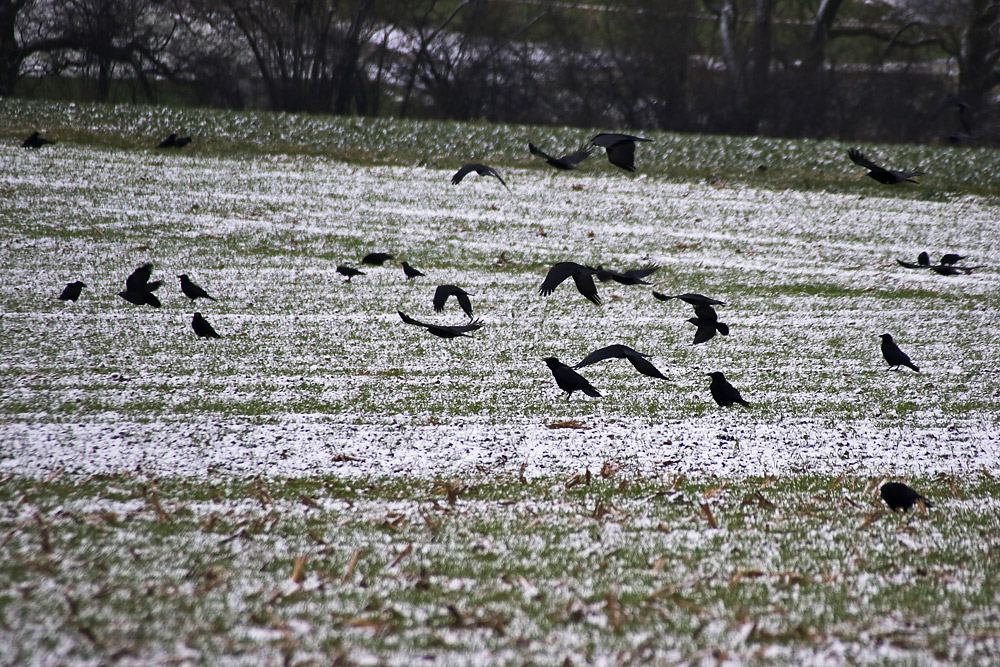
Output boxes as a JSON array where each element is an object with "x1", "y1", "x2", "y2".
[{"x1": 3, "y1": 0, "x2": 997, "y2": 144}]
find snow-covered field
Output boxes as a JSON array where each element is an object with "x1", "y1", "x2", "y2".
[{"x1": 1, "y1": 137, "x2": 999, "y2": 481}]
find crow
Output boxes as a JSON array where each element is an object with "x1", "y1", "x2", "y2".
[
  {"x1": 451, "y1": 163, "x2": 509, "y2": 190},
  {"x1": 880, "y1": 482, "x2": 933, "y2": 512},
  {"x1": 22, "y1": 131, "x2": 54, "y2": 148},
  {"x1": 336, "y1": 265, "x2": 365, "y2": 282},
  {"x1": 433, "y1": 285, "x2": 474, "y2": 319},
  {"x1": 118, "y1": 263, "x2": 162, "y2": 307},
  {"x1": 939, "y1": 253, "x2": 965, "y2": 266},
  {"x1": 59, "y1": 281, "x2": 86, "y2": 302},
  {"x1": 590, "y1": 133, "x2": 652, "y2": 172},
  {"x1": 594, "y1": 264, "x2": 660, "y2": 285},
  {"x1": 192, "y1": 312, "x2": 220, "y2": 338},
  {"x1": 528, "y1": 142, "x2": 594, "y2": 170},
  {"x1": 398, "y1": 311, "x2": 482, "y2": 338},
  {"x1": 543, "y1": 357, "x2": 601, "y2": 399},
  {"x1": 179, "y1": 274, "x2": 216, "y2": 301},
  {"x1": 158, "y1": 133, "x2": 191, "y2": 148},
  {"x1": 896, "y1": 251, "x2": 931, "y2": 269},
  {"x1": 573, "y1": 344, "x2": 668, "y2": 380},
  {"x1": 653, "y1": 292, "x2": 726, "y2": 307},
  {"x1": 401, "y1": 262, "x2": 425, "y2": 279},
  {"x1": 687, "y1": 317, "x2": 728, "y2": 345},
  {"x1": 362, "y1": 252, "x2": 394, "y2": 265},
  {"x1": 880, "y1": 333, "x2": 919, "y2": 372},
  {"x1": 848, "y1": 148, "x2": 923, "y2": 184},
  {"x1": 707, "y1": 371, "x2": 750, "y2": 407},
  {"x1": 539, "y1": 262, "x2": 601, "y2": 305}
]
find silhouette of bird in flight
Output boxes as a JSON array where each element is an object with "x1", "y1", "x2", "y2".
[
  {"x1": 544, "y1": 357, "x2": 601, "y2": 399},
  {"x1": 179, "y1": 274, "x2": 216, "y2": 301},
  {"x1": 590, "y1": 133, "x2": 652, "y2": 172},
  {"x1": 653, "y1": 292, "x2": 726, "y2": 307},
  {"x1": 192, "y1": 312, "x2": 220, "y2": 338},
  {"x1": 402, "y1": 262, "x2": 425, "y2": 279},
  {"x1": 22, "y1": 131, "x2": 54, "y2": 148},
  {"x1": 433, "y1": 285, "x2": 474, "y2": 318},
  {"x1": 686, "y1": 302, "x2": 729, "y2": 344},
  {"x1": 880, "y1": 333, "x2": 919, "y2": 372},
  {"x1": 880, "y1": 482, "x2": 933, "y2": 512},
  {"x1": 595, "y1": 264, "x2": 660, "y2": 285},
  {"x1": 337, "y1": 265, "x2": 365, "y2": 282},
  {"x1": 708, "y1": 371, "x2": 750, "y2": 407},
  {"x1": 540, "y1": 262, "x2": 601, "y2": 305},
  {"x1": 158, "y1": 133, "x2": 192, "y2": 148},
  {"x1": 451, "y1": 163, "x2": 509, "y2": 190},
  {"x1": 848, "y1": 148, "x2": 923, "y2": 184},
  {"x1": 59, "y1": 281, "x2": 86, "y2": 302},
  {"x1": 528, "y1": 142, "x2": 594, "y2": 170},
  {"x1": 118, "y1": 263, "x2": 162, "y2": 307},
  {"x1": 362, "y1": 252, "x2": 394, "y2": 265},
  {"x1": 398, "y1": 311, "x2": 482, "y2": 338},
  {"x1": 574, "y1": 344, "x2": 668, "y2": 380}
]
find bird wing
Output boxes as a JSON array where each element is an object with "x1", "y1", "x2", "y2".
[
  {"x1": 594, "y1": 266, "x2": 627, "y2": 283},
  {"x1": 689, "y1": 318, "x2": 716, "y2": 344},
  {"x1": 693, "y1": 303, "x2": 719, "y2": 322},
  {"x1": 480, "y1": 165, "x2": 508, "y2": 188},
  {"x1": 125, "y1": 263, "x2": 153, "y2": 291},
  {"x1": 451, "y1": 164, "x2": 476, "y2": 184},
  {"x1": 528, "y1": 143, "x2": 554, "y2": 161},
  {"x1": 432, "y1": 285, "x2": 453, "y2": 312},
  {"x1": 560, "y1": 145, "x2": 594, "y2": 166},
  {"x1": 574, "y1": 345, "x2": 629, "y2": 368},
  {"x1": 939, "y1": 253, "x2": 964, "y2": 265},
  {"x1": 896, "y1": 259, "x2": 923, "y2": 269},
  {"x1": 398, "y1": 311, "x2": 429, "y2": 329},
  {"x1": 627, "y1": 355, "x2": 668, "y2": 380},
  {"x1": 455, "y1": 291, "x2": 473, "y2": 318},
  {"x1": 539, "y1": 263, "x2": 576, "y2": 296},
  {"x1": 606, "y1": 141, "x2": 638, "y2": 171},
  {"x1": 571, "y1": 271, "x2": 601, "y2": 305},
  {"x1": 624, "y1": 264, "x2": 659, "y2": 280},
  {"x1": 848, "y1": 148, "x2": 884, "y2": 172},
  {"x1": 652, "y1": 291, "x2": 673, "y2": 302},
  {"x1": 591, "y1": 133, "x2": 651, "y2": 147},
  {"x1": 443, "y1": 319, "x2": 483, "y2": 335}
]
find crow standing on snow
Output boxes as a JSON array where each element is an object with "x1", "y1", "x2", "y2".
[
  {"x1": 539, "y1": 262, "x2": 601, "y2": 305},
  {"x1": 848, "y1": 148, "x2": 923, "y2": 184},
  {"x1": 451, "y1": 163, "x2": 509, "y2": 191},
  {"x1": 880, "y1": 482, "x2": 933, "y2": 512},
  {"x1": 59, "y1": 281, "x2": 86, "y2": 302},
  {"x1": 707, "y1": 371, "x2": 750, "y2": 407},
  {"x1": 118, "y1": 263, "x2": 162, "y2": 307},
  {"x1": 362, "y1": 252, "x2": 394, "y2": 265},
  {"x1": 543, "y1": 357, "x2": 601, "y2": 399},
  {"x1": 336, "y1": 265, "x2": 365, "y2": 282},
  {"x1": 22, "y1": 131, "x2": 54, "y2": 148},
  {"x1": 192, "y1": 312, "x2": 220, "y2": 338},
  {"x1": 590, "y1": 133, "x2": 652, "y2": 172},
  {"x1": 528, "y1": 142, "x2": 594, "y2": 170},
  {"x1": 179, "y1": 274, "x2": 216, "y2": 301},
  {"x1": 880, "y1": 333, "x2": 920, "y2": 372},
  {"x1": 401, "y1": 262, "x2": 425, "y2": 279},
  {"x1": 433, "y1": 285, "x2": 474, "y2": 319},
  {"x1": 573, "y1": 344, "x2": 668, "y2": 380}
]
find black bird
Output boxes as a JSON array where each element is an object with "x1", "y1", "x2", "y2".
[
  {"x1": 897, "y1": 251, "x2": 932, "y2": 269},
  {"x1": 401, "y1": 262, "x2": 425, "y2": 279},
  {"x1": 653, "y1": 292, "x2": 726, "y2": 307},
  {"x1": 590, "y1": 133, "x2": 652, "y2": 172},
  {"x1": 528, "y1": 142, "x2": 594, "y2": 170},
  {"x1": 543, "y1": 357, "x2": 601, "y2": 399},
  {"x1": 118, "y1": 263, "x2": 162, "y2": 307},
  {"x1": 939, "y1": 253, "x2": 965, "y2": 266},
  {"x1": 158, "y1": 133, "x2": 192, "y2": 148},
  {"x1": 539, "y1": 262, "x2": 601, "y2": 305},
  {"x1": 398, "y1": 311, "x2": 482, "y2": 338},
  {"x1": 707, "y1": 371, "x2": 750, "y2": 407},
  {"x1": 178, "y1": 274, "x2": 216, "y2": 301},
  {"x1": 192, "y1": 312, "x2": 221, "y2": 338},
  {"x1": 22, "y1": 131, "x2": 54, "y2": 148},
  {"x1": 58, "y1": 281, "x2": 86, "y2": 302},
  {"x1": 451, "y1": 163, "x2": 509, "y2": 190},
  {"x1": 433, "y1": 285, "x2": 474, "y2": 319},
  {"x1": 930, "y1": 264, "x2": 964, "y2": 276},
  {"x1": 880, "y1": 333, "x2": 919, "y2": 372},
  {"x1": 336, "y1": 265, "x2": 365, "y2": 282},
  {"x1": 687, "y1": 317, "x2": 728, "y2": 345},
  {"x1": 594, "y1": 264, "x2": 660, "y2": 285},
  {"x1": 362, "y1": 252, "x2": 394, "y2": 265},
  {"x1": 848, "y1": 148, "x2": 923, "y2": 185},
  {"x1": 574, "y1": 344, "x2": 668, "y2": 381},
  {"x1": 880, "y1": 482, "x2": 933, "y2": 512}
]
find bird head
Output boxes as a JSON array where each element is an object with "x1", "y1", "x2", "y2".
[{"x1": 542, "y1": 357, "x2": 560, "y2": 369}]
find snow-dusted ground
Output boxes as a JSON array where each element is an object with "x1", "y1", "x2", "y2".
[{"x1": 2, "y1": 142, "x2": 999, "y2": 480}]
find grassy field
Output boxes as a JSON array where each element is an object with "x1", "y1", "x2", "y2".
[{"x1": 2, "y1": 99, "x2": 999, "y2": 664}]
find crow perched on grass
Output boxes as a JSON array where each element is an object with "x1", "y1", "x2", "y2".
[
  {"x1": 528, "y1": 142, "x2": 594, "y2": 170},
  {"x1": 192, "y1": 312, "x2": 220, "y2": 338},
  {"x1": 179, "y1": 274, "x2": 216, "y2": 301},
  {"x1": 398, "y1": 311, "x2": 482, "y2": 338},
  {"x1": 848, "y1": 148, "x2": 923, "y2": 184},
  {"x1": 433, "y1": 285, "x2": 474, "y2": 318},
  {"x1": 59, "y1": 281, "x2": 86, "y2": 302},
  {"x1": 539, "y1": 262, "x2": 601, "y2": 305},
  {"x1": 708, "y1": 371, "x2": 750, "y2": 407},
  {"x1": 595, "y1": 264, "x2": 659, "y2": 285},
  {"x1": 543, "y1": 357, "x2": 601, "y2": 399},
  {"x1": 158, "y1": 133, "x2": 192, "y2": 148},
  {"x1": 590, "y1": 133, "x2": 652, "y2": 172},
  {"x1": 22, "y1": 131, "x2": 54, "y2": 148},
  {"x1": 880, "y1": 482, "x2": 933, "y2": 512},
  {"x1": 880, "y1": 333, "x2": 919, "y2": 372},
  {"x1": 574, "y1": 344, "x2": 668, "y2": 380},
  {"x1": 451, "y1": 163, "x2": 509, "y2": 190},
  {"x1": 402, "y1": 262, "x2": 425, "y2": 279},
  {"x1": 118, "y1": 263, "x2": 162, "y2": 307},
  {"x1": 337, "y1": 265, "x2": 365, "y2": 282},
  {"x1": 653, "y1": 292, "x2": 726, "y2": 307},
  {"x1": 362, "y1": 252, "x2": 394, "y2": 265}
]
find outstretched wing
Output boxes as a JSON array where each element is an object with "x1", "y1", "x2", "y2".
[
  {"x1": 606, "y1": 141, "x2": 638, "y2": 171},
  {"x1": 444, "y1": 319, "x2": 483, "y2": 335},
  {"x1": 398, "y1": 311, "x2": 429, "y2": 329},
  {"x1": 571, "y1": 271, "x2": 601, "y2": 305},
  {"x1": 539, "y1": 262, "x2": 576, "y2": 296},
  {"x1": 624, "y1": 264, "x2": 659, "y2": 281},
  {"x1": 689, "y1": 318, "x2": 717, "y2": 345},
  {"x1": 560, "y1": 145, "x2": 594, "y2": 167},
  {"x1": 591, "y1": 133, "x2": 651, "y2": 147},
  {"x1": 693, "y1": 303, "x2": 719, "y2": 322},
  {"x1": 451, "y1": 164, "x2": 477, "y2": 184},
  {"x1": 627, "y1": 355, "x2": 668, "y2": 380},
  {"x1": 574, "y1": 345, "x2": 629, "y2": 368},
  {"x1": 528, "y1": 142, "x2": 554, "y2": 161},
  {"x1": 125, "y1": 263, "x2": 153, "y2": 291}
]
